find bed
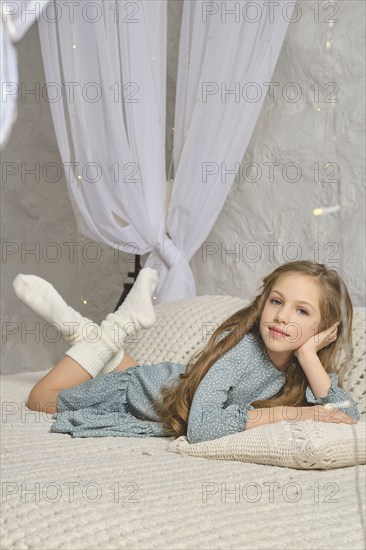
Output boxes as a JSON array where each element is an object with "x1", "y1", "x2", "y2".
[{"x1": 1, "y1": 295, "x2": 365, "y2": 549}]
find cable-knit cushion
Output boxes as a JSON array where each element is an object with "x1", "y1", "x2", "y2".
[
  {"x1": 124, "y1": 295, "x2": 366, "y2": 470},
  {"x1": 168, "y1": 420, "x2": 365, "y2": 470},
  {"x1": 124, "y1": 295, "x2": 247, "y2": 366}
]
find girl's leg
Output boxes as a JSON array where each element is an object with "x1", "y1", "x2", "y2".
[
  {"x1": 111, "y1": 353, "x2": 139, "y2": 371},
  {"x1": 27, "y1": 353, "x2": 139, "y2": 414},
  {"x1": 14, "y1": 268, "x2": 158, "y2": 379},
  {"x1": 13, "y1": 275, "x2": 140, "y2": 376}
]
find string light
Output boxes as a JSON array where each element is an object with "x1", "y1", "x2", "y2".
[
  {"x1": 265, "y1": 4, "x2": 274, "y2": 239},
  {"x1": 325, "y1": 0, "x2": 365, "y2": 521},
  {"x1": 315, "y1": 5, "x2": 337, "y2": 240},
  {"x1": 308, "y1": 3, "x2": 361, "y2": 513},
  {"x1": 77, "y1": 232, "x2": 87, "y2": 306},
  {"x1": 69, "y1": 25, "x2": 87, "y2": 306},
  {"x1": 166, "y1": 124, "x2": 176, "y2": 213},
  {"x1": 312, "y1": 204, "x2": 340, "y2": 216}
]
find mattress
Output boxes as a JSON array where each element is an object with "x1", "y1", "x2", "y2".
[{"x1": 1, "y1": 369, "x2": 365, "y2": 550}]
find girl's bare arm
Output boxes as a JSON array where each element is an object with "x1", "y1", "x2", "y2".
[{"x1": 244, "y1": 405, "x2": 358, "y2": 430}]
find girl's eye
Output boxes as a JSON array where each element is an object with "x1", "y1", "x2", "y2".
[{"x1": 270, "y1": 298, "x2": 308, "y2": 315}]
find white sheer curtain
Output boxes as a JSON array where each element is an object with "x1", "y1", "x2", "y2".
[
  {"x1": 1, "y1": 0, "x2": 50, "y2": 147},
  {"x1": 36, "y1": 0, "x2": 294, "y2": 303},
  {"x1": 38, "y1": 0, "x2": 170, "y2": 296},
  {"x1": 151, "y1": 0, "x2": 295, "y2": 301}
]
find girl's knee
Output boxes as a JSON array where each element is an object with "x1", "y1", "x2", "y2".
[
  {"x1": 113, "y1": 353, "x2": 139, "y2": 372},
  {"x1": 27, "y1": 388, "x2": 39, "y2": 410},
  {"x1": 27, "y1": 388, "x2": 58, "y2": 414}
]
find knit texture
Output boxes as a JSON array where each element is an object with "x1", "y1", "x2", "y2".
[
  {"x1": 1, "y1": 295, "x2": 365, "y2": 549},
  {"x1": 168, "y1": 419, "x2": 366, "y2": 470}
]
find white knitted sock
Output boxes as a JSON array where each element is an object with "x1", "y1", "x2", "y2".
[
  {"x1": 114, "y1": 267, "x2": 158, "y2": 328},
  {"x1": 67, "y1": 268, "x2": 159, "y2": 377},
  {"x1": 13, "y1": 274, "x2": 94, "y2": 345},
  {"x1": 65, "y1": 322, "x2": 124, "y2": 377}
]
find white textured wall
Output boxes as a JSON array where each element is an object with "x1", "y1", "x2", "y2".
[
  {"x1": 1, "y1": 0, "x2": 364, "y2": 374},
  {"x1": 190, "y1": 0, "x2": 365, "y2": 305}
]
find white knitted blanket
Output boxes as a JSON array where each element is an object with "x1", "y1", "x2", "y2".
[
  {"x1": 1, "y1": 369, "x2": 365, "y2": 550},
  {"x1": 1, "y1": 297, "x2": 365, "y2": 549}
]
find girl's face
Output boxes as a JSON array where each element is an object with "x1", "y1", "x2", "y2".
[{"x1": 259, "y1": 273, "x2": 322, "y2": 370}]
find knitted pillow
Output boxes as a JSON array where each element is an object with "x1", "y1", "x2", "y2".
[
  {"x1": 167, "y1": 420, "x2": 366, "y2": 470},
  {"x1": 124, "y1": 295, "x2": 248, "y2": 367},
  {"x1": 124, "y1": 295, "x2": 366, "y2": 470}
]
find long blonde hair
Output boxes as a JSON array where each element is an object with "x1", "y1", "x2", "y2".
[{"x1": 150, "y1": 260, "x2": 353, "y2": 438}]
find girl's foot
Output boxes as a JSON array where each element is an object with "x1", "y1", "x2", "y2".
[
  {"x1": 13, "y1": 274, "x2": 94, "y2": 344},
  {"x1": 112, "y1": 267, "x2": 158, "y2": 329},
  {"x1": 66, "y1": 268, "x2": 159, "y2": 377},
  {"x1": 98, "y1": 267, "x2": 158, "y2": 355},
  {"x1": 96, "y1": 268, "x2": 159, "y2": 377}
]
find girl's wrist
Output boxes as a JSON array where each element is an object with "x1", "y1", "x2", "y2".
[{"x1": 296, "y1": 348, "x2": 318, "y2": 361}]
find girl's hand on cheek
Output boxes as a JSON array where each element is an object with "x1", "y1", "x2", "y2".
[{"x1": 294, "y1": 322, "x2": 340, "y2": 359}]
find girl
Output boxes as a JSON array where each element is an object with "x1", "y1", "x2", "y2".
[{"x1": 13, "y1": 260, "x2": 360, "y2": 443}]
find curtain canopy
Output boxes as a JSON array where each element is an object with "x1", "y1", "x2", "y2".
[{"x1": 7, "y1": 0, "x2": 295, "y2": 303}]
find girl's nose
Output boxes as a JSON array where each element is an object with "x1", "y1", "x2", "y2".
[{"x1": 274, "y1": 309, "x2": 289, "y2": 323}]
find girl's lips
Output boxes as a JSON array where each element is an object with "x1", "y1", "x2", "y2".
[{"x1": 269, "y1": 327, "x2": 289, "y2": 338}]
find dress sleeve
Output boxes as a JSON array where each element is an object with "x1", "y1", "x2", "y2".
[
  {"x1": 186, "y1": 345, "x2": 255, "y2": 444},
  {"x1": 305, "y1": 372, "x2": 361, "y2": 420}
]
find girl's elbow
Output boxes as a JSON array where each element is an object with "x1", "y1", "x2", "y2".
[
  {"x1": 187, "y1": 426, "x2": 205, "y2": 444},
  {"x1": 188, "y1": 435, "x2": 206, "y2": 444}
]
